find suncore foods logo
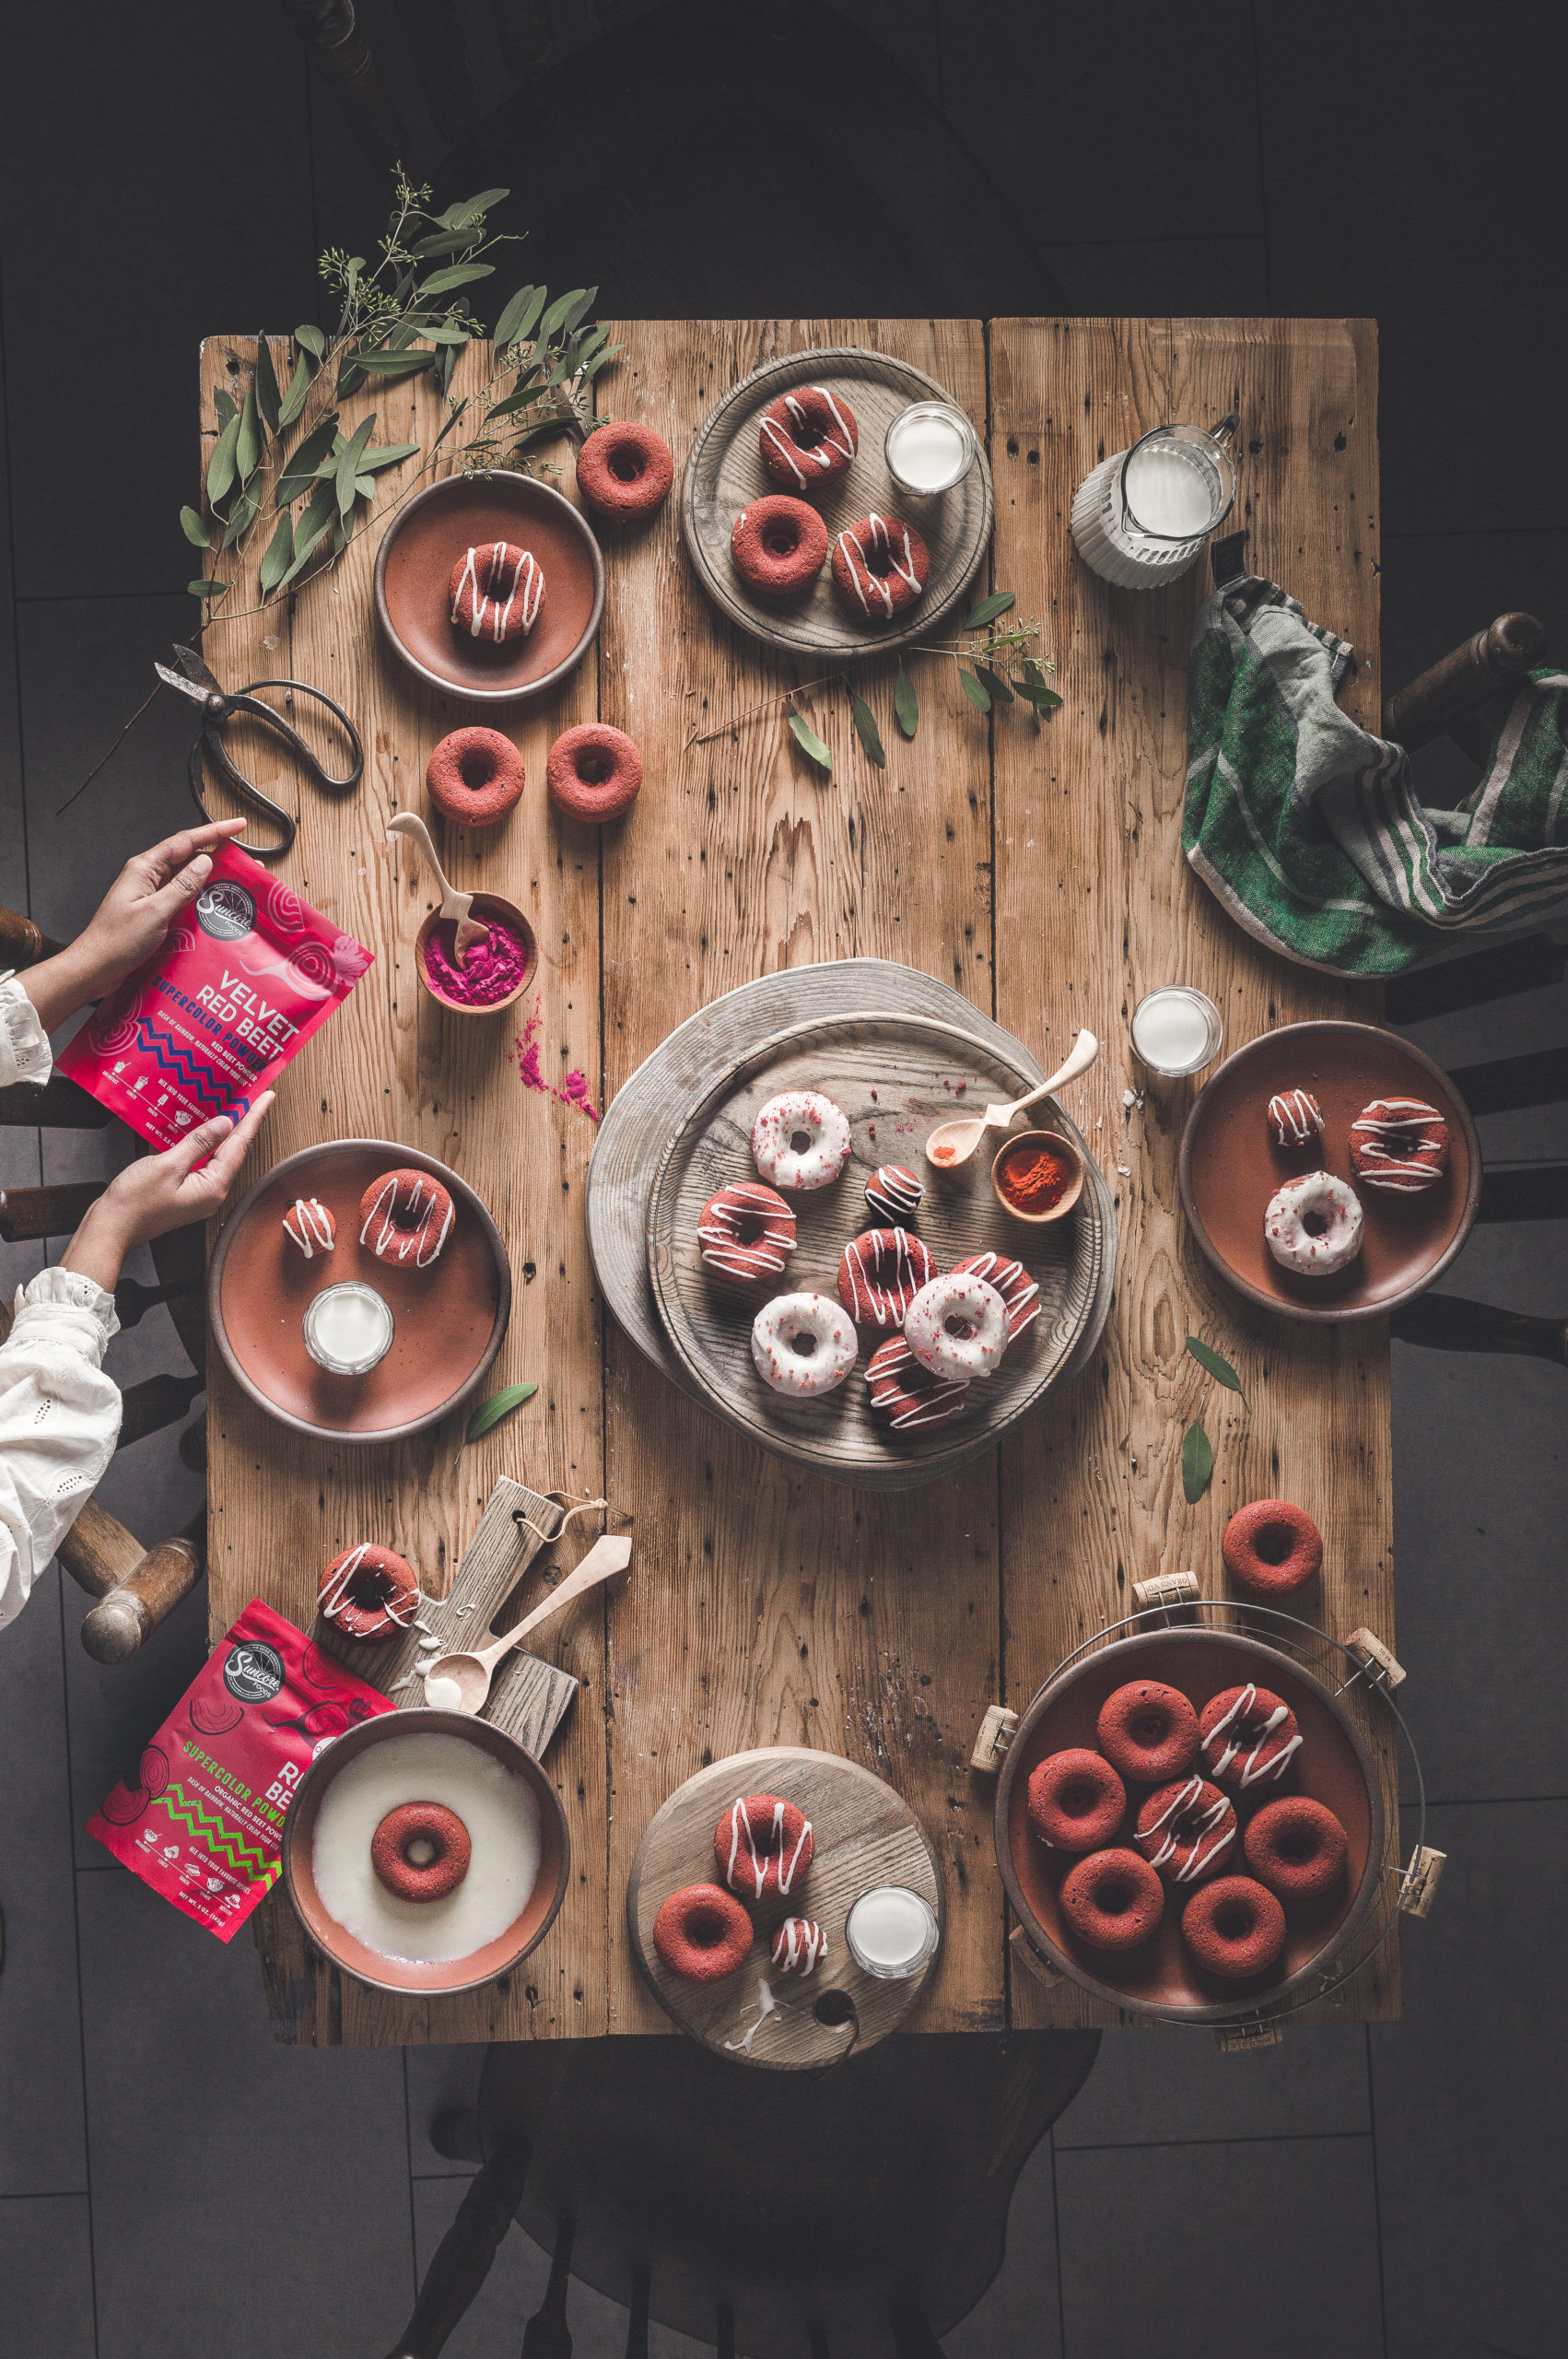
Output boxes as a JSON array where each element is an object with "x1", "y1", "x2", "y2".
[
  {"x1": 194, "y1": 879, "x2": 256, "y2": 942},
  {"x1": 222, "y1": 1639, "x2": 285, "y2": 1704}
]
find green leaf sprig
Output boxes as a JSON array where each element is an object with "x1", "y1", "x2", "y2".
[
  {"x1": 1185, "y1": 1335, "x2": 1246, "y2": 1399},
  {"x1": 452, "y1": 1380, "x2": 538, "y2": 1469},
  {"x1": 1181, "y1": 1421, "x2": 1214, "y2": 1504}
]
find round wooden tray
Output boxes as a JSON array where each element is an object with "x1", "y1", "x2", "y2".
[
  {"x1": 643, "y1": 1011, "x2": 1105, "y2": 1488},
  {"x1": 680, "y1": 346, "x2": 993, "y2": 659},
  {"x1": 997, "y1": 1627, "x2": 1386, "y2": 2023},
  {"x1": 209, "y1": 1139, "x2": 511, "y2": 1443},
  {"x1": 1177, "y1": 1020, "x2": 1480, "y2": 1322},
  {"x1": 626, "y1": 1745, "x2": 942, "y2": 2070}
]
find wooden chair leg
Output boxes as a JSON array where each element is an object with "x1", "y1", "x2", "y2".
[
  {"x1": 381, "y1": 2138, "x2": 532, "y2": 2359},
  {"x1": 1476, "y1": 1161, "x2": 1568, "y2": 1222},
  {"x1": 0, "y1": 1074, "x2": 111, "y2": 1128},
  {"x1": 1385, "y1": 612, "x2": 1546, "y2": 751},
  {"x1": 1384, "y1": 934, "x2": 1565, "y2": 1024},
  {"x1": 116, "y1": 1370, "x2": 205, "y2": 1451},
  {"x1": 429, "y1": 2107, "x2": 484, "y2": 2165},
  {"x1": 0, "y1": 906, "x2": 65, "y2": 968},
  {"x1": 275, "y1": 0, "x2": 412, "y2": 171},
  {"x1": 0, "y1": 1180, "x2": 107, "y2": 1242},
  {"x1": 1390, "y1": 1292, "x2": 1568, "y2": 1366},
  {"x1": 72, "y1": 1509, "x2": 205, "y2": 1665},
  {"x1": 521, "y1": 2215, "x2": 575, "y2": 2359}
]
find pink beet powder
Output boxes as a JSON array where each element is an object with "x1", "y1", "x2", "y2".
[
  {"x1": 423, "y1": 914, "x2": 531, "y2": 1006},
  {"x1": 513, "y1": 999, "x2": 600, "y2": 1121}
]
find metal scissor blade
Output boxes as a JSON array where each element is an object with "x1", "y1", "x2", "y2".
[
  {"x1": 155, "y1": 661, "x2": 215, "y2": 706},
  {"x1": 172, "y1": 643, "x2": 224, "y2": 694}
]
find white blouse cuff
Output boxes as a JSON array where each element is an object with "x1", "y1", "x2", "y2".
[
  {"x1": 9, "y1": 1266, "x2": 122, "y2": 1359},
  {"x1": 0, "y1": 970, "x2": 53, "y2": 1086}
]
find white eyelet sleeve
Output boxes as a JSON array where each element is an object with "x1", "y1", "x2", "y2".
[
  {"x1": 0, "y1": 969, "x2": 53, "y2": 1088},
  {"x1": 0, "y1": 1266, "x2": 122, "y2": 1634}
]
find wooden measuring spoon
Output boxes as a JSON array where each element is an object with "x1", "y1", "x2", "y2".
[
  {"x1": 422, "y1": 1533, "x2": 632, "y2": 1715},
  {"x1": 386, "y1": 811, "x2": 488, "y2": 966},
  {"x1": 924, "y1": 1027, "x2": 1099, "y2": 1171}
]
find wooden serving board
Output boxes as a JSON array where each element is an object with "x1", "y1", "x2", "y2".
[
  {"x1": 626, "y1": 1745, "x2": 942, "y2": 2070},
  {"x1": 644, "y1": 1011, "x2": 1103, "y2": 1488},
  {"x1": 680, "y1": 344, "x2": 993, "y2": 658}
]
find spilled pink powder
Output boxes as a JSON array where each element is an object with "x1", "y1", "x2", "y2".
[{"x1": 513, "y1": 998, "x2": 600, "y2": 1122}]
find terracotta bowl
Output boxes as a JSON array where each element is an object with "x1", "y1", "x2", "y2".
[
  {"x1": 374, "y1": 472, "x2": 605, "y2": 704},
  {"x1": 282, "y1": 1709, "x2": 570, "y2": 1998},
  {"x1": 989, "y1": 1127, "x2": 1086, "y2": 1225},
  {"x1": 415, "y1": 891, "x2": 538, "y2": 1015},
  {"x1": 996, "y1": 1626, "x2": 1386, "y2": 2023}
]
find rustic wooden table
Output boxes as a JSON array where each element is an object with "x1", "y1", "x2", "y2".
[{"x1": 200, "y1": 316, "x2": 1393, "y2": 2046}]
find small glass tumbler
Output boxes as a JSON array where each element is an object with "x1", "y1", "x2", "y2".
[
  {"x1": 883, "y1": 400, "x2": 978, "y2": 498},
  {"x1": 303, "y1": 1281, "x2": 394, "y2": 1376},
  {"x1": 845, "y1": 1884, "x2": 940, "y2": 1981},
  {"x1": 1130, "y1": 987, "x2": 1224, "y2": 1079}
]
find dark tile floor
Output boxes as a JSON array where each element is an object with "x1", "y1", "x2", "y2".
[{"x1": 1, "y1": 4, "x2": 1562, "y2": 2354}]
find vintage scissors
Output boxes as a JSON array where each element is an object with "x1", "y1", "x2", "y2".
[{"x1": 154, "y1": 645, "x2": 365, "y2": 863}]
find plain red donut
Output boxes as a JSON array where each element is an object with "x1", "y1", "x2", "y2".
[
  {"x1": 731, "y1": 495, "x2": 828, "y2": 598},
  {"x1": 1059, "y1": 1848, "x2": 1164, "y2": 1952},
  {"x1": 1180, "y1": 1874, "x2": 1287, "y2": 1979},
  {"x1": 1223, "y1": 1498, "x2": 1323, "y2": 1598},
  {"x1": 1026, "y1": 1749, "x2": 1127, "y2": 1852},
  {"x1": 547, "y1": 723, "x2": 643, "y2": 825},
  {"x1": 1095, "y1": 1681, "x2": 1199, "y2": 1783},
  {"x1": 1244, "y1": 1796, "x2": 1349, "y2": 1900},
  {"x1": 371, "y1": 1802, "x2": 471, "y2": 1903},
  {"x1": 426, "y1": 726, "x2": 525, "y2": 828},
  {"x1": 653, "y1": 1884, "x2": 753, "y2": 1983},
  {"x1": 576, "y1": 422, "x2": 674, "y2": 521},
  {"x1": 317, "y1": 1543, "x2": 419, "y2": 1643}
]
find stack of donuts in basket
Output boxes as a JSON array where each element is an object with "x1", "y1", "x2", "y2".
[{"x1": 652, "y1": 1790, "x2": 825, "y2": 1985}]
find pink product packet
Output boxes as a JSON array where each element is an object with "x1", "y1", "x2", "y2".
[
  {"x1": 87, "y1": 1599, "x2": 395, "y2": 1943},
  {"x1": 57, "y1": 843, "x2": 373, "y2": 1150}
]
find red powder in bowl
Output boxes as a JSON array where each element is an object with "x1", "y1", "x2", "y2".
[{"x1": 423, "y1": 914, "x2": 532, "y2": 1006}]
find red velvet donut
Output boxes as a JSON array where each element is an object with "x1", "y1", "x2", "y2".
[
  {"x1": 731, "y1": 496, "x2": 828, "y2": 598},
  {"x1": 371, "y1": 1802, "x2": 471, "y2": 1903},
  {"x1": 1026, "y1": 1748, "x2": 1127, "y2": 1852},
  {"x1": 758, "y1": 385, "x2": 859, "y2": 491},
  {"x1": 1133, "y1": 1777, "x2": 1237, "y2": 1884},
  {"x1": 358, "y1": 1168, "x2": 454, "y2": 1269},
  {"x1": 715, "y1": 1792, "x2": 813, "y2": 1899},
  {"x1": 426, "y1": 727, "x2": 525, "y2": 828},
  {"x1": 1059, "y1": 1848, "x2": 1164, "y2": 1952},
  {"x1": 837, "y1": 1226, "x2": 938, "y2": 1329},
  {"x1": 696, "y1": 1181, "x2": 797, "y2": 1284},
  {"x1": 831, "y1": 513, "x2": 929, "y2": 621},
  {"x1": 1223, "y1": 1499, "x2": 1323, "y2": 1598},
  {"x1": 1181, "y1": 1874, "x2": 1287, "y2": 1979},
  {"x1": 448, "y1": 541, "x2": 544, "y2": 642},
  {"x1": 1095, "y1": 1681, "x2": 1199, "y2": 1783},
  {"x1": 653, "y1": 1884, "x2": 754, "y2": 1983},
  {"x1": 1244, "y1": 1796, "x2": 1349, "y2": 1900},
  {"x1": 1198, "y1": 1684, "x2": 1303, "y2": 1790},
  {"x1": 317, "y1": 1543, "x2": 419, "y2": 1643},
  {"x1": 864, "y1": 1334, "x2": 968, "y2": 1433},
  {"x1": 546, "y1": 723, "x2": 643, "y2": 825},
  {"x1": 576, "y1": 422, "x2": 674, "y2": 521}
]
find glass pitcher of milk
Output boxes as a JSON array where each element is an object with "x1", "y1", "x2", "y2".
[{"x1": 1071, "y1": 415, "x2": 1238, "y2": 589}]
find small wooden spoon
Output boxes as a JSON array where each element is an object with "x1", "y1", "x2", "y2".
[
  {"x1": 387, "y1": 811, "x2": 488, "y2": 966},
  {"x1": 422, "y1": 1533, "x2": 632, "y2": 1715},
  {"x1": 925, "y1": 1028, "x2": 1099, "y2": 1171}
]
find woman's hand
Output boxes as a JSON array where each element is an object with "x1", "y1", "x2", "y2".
[
  {"x1": 21, "y1": 817, "x2": 248, "y2": 1036},
  {"x1": 61, "y1": 1092, "x2": 275, "y2": 1295}
]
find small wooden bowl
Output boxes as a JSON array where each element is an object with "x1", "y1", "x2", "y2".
[
  {"x1": 415, "y1": 891, "x2": 538, "y2": 1015},
  {"x1": 989, "y1": 1128, "x2": 1085, "y2": 1225}
]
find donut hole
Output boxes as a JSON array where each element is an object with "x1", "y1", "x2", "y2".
[
  {"x1": 571, "y1": 748, "x2": 613, "y2": 788},
  {"x1": 1059, "y1": 1778, "x2": 1106, "y2": 1823},
  {"x1": 1253, "y1": 1524, "x2": 1296, "y2": 1565},
  {"x1": 458, "y1": 749, "x2": 497, "y2": 792},
  {"x1": 1301, "y1": 1208, "x2": 1330, "y2": 1237},
  {"x1": 1271, "y1": 1825, "x2": 1318, "y2": 1863},
  {"x1": 404, "y1": 1836, "x2": 438, "y2": 1868},
  {"x1": 943, "y1": 1314, "x2": 977, "y2": 1340},
  {"x1": 790, "y1": 1128, "x2": 813, "y2": 1155},
  {"x1": 1230, "y1": 1713, "x2": 1271, "y2": 1751},
  {"x1": 788, "y1": 1328, "x2": 819, "y2": 1358},
  {"x1": 608, "y1": 444, "x2": 647, "y2": 483},
  {"x1": 732, "y1": 1215, "x2": 766, "y2": 1247},
  {"x1": 1212, "y1": 1901, "x2": 1257, "y2": 1943},
  {"x1": 386, "y1": 1201, "x2": 427, "y2": 1233},
  {"x1": 344, "y1": 1563, "x2": 396, "y2": 1614},
  {"x1": 764, "y1": 523, "x2": 802, "y2": 559},
  {"x1": 685, "y1": 1907, "x2": 733, "y2": 1951},
  {"x1": 863, "y1": 544, "x2": 895, "y2": 576},
  {"x1": 1129, "y1": 1709, "x2": 1171, "y2": 1749},
  {"x1": 791, "y1": 417, "x2": 826, "y2": 450}
]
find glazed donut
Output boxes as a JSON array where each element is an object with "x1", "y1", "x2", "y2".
[
  {"x1": 359, "y1": 1169, "x2": 454, "y2": 1269},
  {"x1": 758, "y1": 385, "x2": 858, "y2": 491},
  {"x1": 1025, "y1": 1748, "x2": 1128, "y2": 1852},
  {"x1": 1095, "y1": 1681, "x2": 1199, "y2": 1784},
  {"x1": 716, "y1": 1793, "x2": 813, "y2": 1898},
  {"x1": 1264, "y1": 1169, "x2": 1364, "y2": 1277},
  {"x1": 750, "y1": 1292, "x2": 859, "y2": 1398},
  {"x1": 448, "y1": 541, "x2": 544, "y2": 642},
  {"x1": 426, "y1": 726, "x2": 525, "y2": 828},
  {"x1": 1059, "y1": 1848, "x2": 1164, "y2": 1953},
  {"x1": 751, "y1": 1090, "x2": 852, "y2": 1191},
  {"x1": 1267, "y1": 1088, "x2": 1325, "y2": 1148},
  {"x1": 317, "y1": 1543, "x2": 419, "y2": 1643},
  {"x1": 1350, "y1": 1097, "x2": 1449, "y2": 1193},
  {"x1": 864, "y1": 1334, "x2": 968, "y2": 1433},
  {"x1": 1222, "y1": 1499, "x2": 1323, "y2": 1598},
  {"x1": 1134, "y1": 1778, "x2": 1237, "y2": 1884},
  {"x1": 653, "y1": 1884, "x2": 753, "y2": 1983},
  {"x1": 283, "y1": 1196, "x2": 335, "y2": 1260},
  {"x1": 371, "y1": 1802, "x2": 471, "y2": 1903},
  {"x1": 837, "y1": 1226, "x2": 938, "y2": 1329},
  {"x1": 697, "y1": 1181, "x2": 797, "y2": 1284},
  {"x1": 731, "y1": 496, "x2": 828, "y2": 598},
  {"x1": 1180, "y1": 1874, "x2": 1286, "y2": 1979},
  {"x1": 953, "y1": 1250, "x2": 1041, "y2": 1344},
  {"x1": 1244, "y1": 1796, "x2": 1349, "y2": 1900},
  {"x1": 1199, "y1": 1684, "x2": 1303, "y2": 1790},
  {"x1": 865, "y1": 1162, "x2": 922, "y2": 1224},
  {"x1": 904, "y1": 1272, "x2": 1010, "y2": 1381},
  {"x1": 770, "y1": 1917, "x2": 827, "y2": 1977},
  {"x1": 576, "y1": 422, "x2": 674, "y2": 520},
  {"x1": 831, "y1": 513, "x2": 929, "y2": 621},
  {"x1": 546, "y1": 722, "x2": 643, "y2": 825}
]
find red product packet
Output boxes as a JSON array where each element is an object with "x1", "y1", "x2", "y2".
[
  {"x1": 87, "y1": 1599, "x2": 394, "y2": 1943},
  {"x1": 57, "y1": 843, "x2": 372, "y2": 1150}
]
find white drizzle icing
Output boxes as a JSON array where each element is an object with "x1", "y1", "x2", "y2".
[
  {"x1": 359, "y1": 1173, "x2": 454, "y2": 1268},
  {"x1": 769, "y1": 1917, "x2": 826, "y2": 1975},
  {"x1": 1200, "y1": 1685, "x2": 1303, "y2": 1786},
  {"x1": 1137, "y1": 1778, "x2": 1235, "y2": 1882},
  {"x1": 761, "y1": 388, "x2": 857, "y2": 485},
  {"x1": 319, "y1": 1543, "x2": 419, "y2": 1630},
  {"x1": 1350, "y1": 1097, "x2": 1447, "y2": 1191},
  {"x1": 696, "y1": 1182, "x2": 796, "y2": 1280},
  {"x1": 283, "y1": 1195, "x2": 335, "y2": 1258},
  {"x1": 839, "y1": 1226, "x2": 933, "y2": 1326},
  {"x1": 865, "y1": 1163, "x2": 922, "y2": 1221},
  {"x1": 450, "y1": 542, "x2": 544, "y2": 641},
  {"x1": 724, "y1": 1976, "x2": 784, "y2": 2054},
  {"x1": 724, "y1": 1797, "x2": 812, "y2": 1896},
  {"x1": 1267, "y1": 1088, "x2": 1324, "y2": 1146},
  {"x1": 835, "y1": 514, "x2": 921, "y2": 617}
]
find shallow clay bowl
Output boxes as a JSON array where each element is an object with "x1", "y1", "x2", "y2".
[
  {"x1": 1178, "y1": 1019, "x2": 1480, "y2": 1323},
  {"x1": 374, "y1": 472, "x2": 605, "y2": 704},
  {"x1": 997, "y1": 1626, "x2": 1385, "y2": 2023},
  {"x1": 989, "y1": 1128, "x2": 1085, "y2": 1226},
  {"x1": 281, "y1": 1709, "x2": 570, "y2": 1999},
  {"x1": 415, "y1": 890, "x2": 538, "y2": 1016},
  {"x1": 209, "y1": 1140, "x2": 510, "y2": 1444}
]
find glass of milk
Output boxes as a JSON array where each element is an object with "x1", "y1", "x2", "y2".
[
  {"x1": 1130, "y1": 987, "x2": 1223, "y2": 1079},
  {"x1": 845, "y1": 1884, "x2": 940, "y2": 1980},
  {"x1": 303, "y1": 1281, "x2": 394, "y2": 1376},
  {"x1": 1071, "y1": 416, "x2": 1237, "y2": 589},
  {"x1": 884, "y1": 400, "x2": 977, "y2": 498}
]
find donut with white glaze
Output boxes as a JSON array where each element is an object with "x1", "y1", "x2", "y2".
[
  {"x1": 1264, "y1": 1169, "x2": 1364, "y2": 1276},
  {"x1": 953, "y1": 1250, "x2": 1040, "y2": 1343},
  {"x1": 750, "y1": 1292, "x2": 858, "y2": 1397},
  {"x1": 696, "y1": 1181, "x2": 797, "y2": 1284},
  {"x1": 837, "y1": 1226, "x2": 937, "y2": 1328},
  {"x1": 759, "y1": 386, "x2": 858, "y2": 491},
  {"x1": 831, "y1": 513, "x2": 929, "y2": 621},
  {"x1": 283, "y1": 1196, "x2": 335, "y2": 1260},
  {"x1": 715, "y1": 1793, "x2": 813, "y2": 1898},
  {"x1": 1350, "y1": 1097, "x2": 1449, "y2": 1192},
  {"x1": 904, "y1": 1271, "x2": 1009, "y2": 1381},
  {"x1": 317, "y1": 1543, "x2": 419, "y2": 1643},
  {"x1": 751, "y1": 1090, "x2": 851, "y2": 1192}
]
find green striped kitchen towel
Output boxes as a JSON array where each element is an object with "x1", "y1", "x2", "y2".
[{"x1": 1184, "y1": 573, "x2": 1568, "y2": 976}]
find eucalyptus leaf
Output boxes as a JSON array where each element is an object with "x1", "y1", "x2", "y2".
[
  {"x1": 353, "y1": 474, "x2": 377, "y2": 499},
  {"x1": 957, "y1": 666, "x2": 991, "y2": 714},
  {"x1": 179, "y1": 505, "x2": 211, "y2": 549},
  {"x1": 235, "y1": 385, "x2": 261, "y2": 484},
  {"x1": 257, "y1": 511, "x2": 294, "y2": 598},
  {"x1": 408, "y1": 229, "x2": 473, "y2": 260},
  {"x1": 895, "y1": 663, "x2": 919, "y2": 740},
  {"x1": 187, "y1": 577, "x2": 230, "y2": 599},
  {"x1": 485, "y1": 382, "x2": 548, "y2": 423},
  {"x1": 220, "y1": 485, "x2": 261, "y2": 550},
  {"x1": 1186, "y1": 1335, "x2": 1246, "y2": 1398},
  {"x1": 276, "y1": 351, "x2": 313, "y2": 428},
  {"x1": 848, "y1": 689, "x2": 886, "y2": 769},
  {"x1": 214, "y1": 387, "x2": 240, "y2": 427},
  {"x1": 279, "y1": 485, "x2": 336, "y2": 585},
  {"x1": 976, "y1": 663, "x2": 1014, "y2": 705},
  {"x1": 540, "y1": 286, "x2": 589, "y2": 337},
  {"x1": 417, "y1": 262, "x2": 496, "y2": 297},
  {"x1": 353, "y1": 347, "x2": 438, "y2": 376},
  {"x1": 361, "y1": 440, "x2": 420, "y2": 473},
  {"x1": 1181, "y1": 1420, "x2": 1214, "y2": 1505},
  {"x1": 459, "y1": 1380, "x2": 538, "y2": 1457},
  {"x1": 422, "y1": 323, "x2": 473, "y2": 346},
  {"x1": 335, "y1": 416, "x2": 375, "y2": 519},
  {"x1": 439, "y1": 341, "x2": 460, "y2": 394},
  {"x1": 448, "y1": 187, "x2": 509, "y2": 228},
  {"x1": 494, "y1": 283, "x2": 544, "y2": 346},
  {"x1": 1022, "y1": 658, "x2": 1063, "y2": 712},
  {"x1": 964, "y1": 589, "x2": 1015, "y2": 631},
  {"x1": 788, "y1": 710, "x2": 833, "y2": 774},
  {"x1": 295, "y1": 323, "x2": 325, "y2": 358},
  {"x1": 254, "y1": 341, "x2": 282, "y2": 434},
  {"x1": 205, "y1": 414, "x2": 240, "y2": 505},
  {"x1": 275, "y1": 412, "x2": 341, "y2": 508},
  {"x1": 430, "y1": 399, "x2": 469, "y2": 454}
]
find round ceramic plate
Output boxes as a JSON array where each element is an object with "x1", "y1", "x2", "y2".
[
  {"x1": 680, "y1": 346, "x2": 993, "y2": 658},
  {"x1": 644, "y1": 1011, "x2": 1104, "y2": 1489},
  {"x1": 208, "y1": 1139, "x2": 511, "y2": 1442},
  {"x1": 1178, "y1": 1021, "x2": 1480, "y2": 1322},
  {"x1": 997, "y1": 1627, "x2": 1385, "y2": 2023},
  {"x1": 373, "y1": 471, "x2": 605, "y2": 702}
]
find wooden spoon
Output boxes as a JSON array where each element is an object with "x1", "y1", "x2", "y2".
[
  {"x1": 386, "y1": 812, "x2": 488, "y2": 966},
  {"x1": 924, "y1": 1027, "x2": 1099, "y2": 1171},
  {"x1": 421, "y1": 1533, "x2": 632, "y2": 1715}
]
